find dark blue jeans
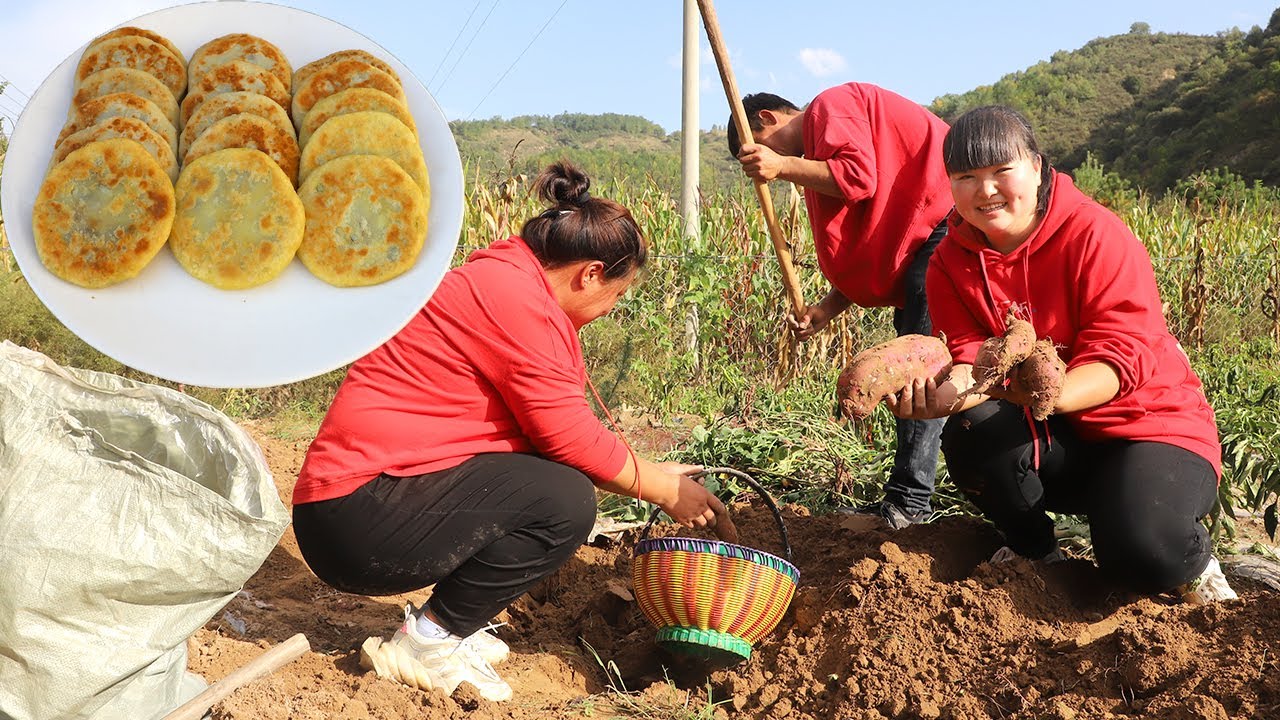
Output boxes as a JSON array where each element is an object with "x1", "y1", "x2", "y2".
[{"x1": 882, "y1": 220, "x2": 947, "y2": 515}]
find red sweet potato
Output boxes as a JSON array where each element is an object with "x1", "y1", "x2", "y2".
[
  {"x1": 1015, "y1": 338, "x2": 1066, "y2": 421},
  {"x1": 837, "y1": 334, "x2": 953, "y2": 419},
  {"x1": 969, "y1": 309, "x2": 1036, "y2": 394}
]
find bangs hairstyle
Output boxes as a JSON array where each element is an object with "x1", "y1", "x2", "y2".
[
  {"x1": 520, "y1": 161, "x2": 647, "y2": 280},
  {"x1": 943, "y1": 105, "x2": 1053, "y2": 214}
]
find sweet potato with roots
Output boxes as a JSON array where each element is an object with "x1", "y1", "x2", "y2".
[
  {"x1": 968, "y1": 309, "x2": 1036, "y2": 395},
  {"x1": 837, "y1": 334, "x2": 953, "y2": 419},
  {"x1": 1015, "y1": 339, "x2": 1066, "y2": 421}
]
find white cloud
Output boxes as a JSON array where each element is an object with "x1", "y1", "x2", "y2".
[{"x1": 797, "y1": 48, "x2": 847, "y2": 77}]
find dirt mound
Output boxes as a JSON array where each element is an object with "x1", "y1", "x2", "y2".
[{"x1": 190, "y1": 424, "x2": 1280, "y2": 719}]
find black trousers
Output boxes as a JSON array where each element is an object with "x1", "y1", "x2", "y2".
[
  {"x1": 941, "y1": 400, "x2": 1217, "y2": 593},
  {"x1": 293, "y1": 453, "x2": 598, "y2": 636}
]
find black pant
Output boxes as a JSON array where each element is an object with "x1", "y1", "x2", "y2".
[
  {"x1": 941, "y1": 400, "x2": 1217, "y2": 593},
  {"x1": 293, "y1": 453, "x2": 598, "y2": 636}
]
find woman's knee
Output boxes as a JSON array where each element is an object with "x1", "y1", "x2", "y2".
[
  {"x1": 529, "y1": 460, "x2": 598, "y2": 544},
  {"x1": 941, "y1": 401, "x2": 1025, "y2": 490},
  {"x1": 1092, "y1": 515, "x2": 1211, "y2": 592}
]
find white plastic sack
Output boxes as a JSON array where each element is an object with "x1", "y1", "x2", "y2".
[{"x1": 0, "y1": 341, "x2": 290, "y2": 720}]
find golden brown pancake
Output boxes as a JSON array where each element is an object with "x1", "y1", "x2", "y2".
[
  {"x1": 293, "y1": 49, "x2": 400, "y2": 92},
  {"x1": 69, "y1": 67, "x2": 180, "y2": 129},
  {"x1": 33, "y1": 138, "x2": 174, "y2": 288},
  {"x1": 298, "y1": 87, "x2": 416, "y2": 149},
  {"x1": 170, "y1": 148, "x2": 305, "y2": 290},
  {"x1": 179, "y1": 91, "x2": 294, "y2": 161},
  {"x1": 181, "y1": 60, "x2": 290, "y2": 127},
  {"x1": 53, "y1": 116, "x2": 179, "y2": 183},
  {"x1": 184, "y1": 113, "x2": 299, "y2": 187},
  {"x1": 299, "y1": 111, "x2": 427, "y2": 193},
  {"x1": 58, "y1": 92, "x2": 177, "y2": 157},
  {"x1": 291, "y1": 60, "x2": 405, "y2": 131},
  {"x1": 297, "y1": 154, "x2": 428, "y2": 287},
  {"x1": 87, "y1": 26, "x2": 186, "y2": 67},
  {"x1": 188, "y1": 33, "x2": 293, "y2": 92},
  {"x1": 74, "y1": 35, "x2": 186, "y2": 101}
]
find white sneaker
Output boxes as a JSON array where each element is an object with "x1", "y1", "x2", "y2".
[
  {"x1": 464, "y1": 623, "x2": 510, "y2": 666},
  {"x1": 990, "y1": 545, "x2": 1066, "y2": 564},
  {"x1": 359, "y1": 606, "x2": 513, "y2": 701},
  {"x1": 1179, "y1": 557, "x2": 1238, "y2": 605}
]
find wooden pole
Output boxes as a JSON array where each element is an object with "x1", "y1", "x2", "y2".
[
  {"x1": 696, "y1": 0, "x2": 806, "y2": 316},
  {"x1": 162, "y1": 633, "x2": 310, "y2": 720}
]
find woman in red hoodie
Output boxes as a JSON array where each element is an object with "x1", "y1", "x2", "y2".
[
  {"x1": 292, "y1": 162, "x2": 734, "y2": 701},
  {"x1": 889, "y1": 106, "x2": 1235, "y2": 605}
]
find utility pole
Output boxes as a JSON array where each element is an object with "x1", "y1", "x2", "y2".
[{"x1": 680, "y1": 0, "x2": 700, "y2": 240}]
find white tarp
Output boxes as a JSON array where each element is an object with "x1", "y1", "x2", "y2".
[{"x1": 0, "y1": 342, "x2": 289, "y2": 720}]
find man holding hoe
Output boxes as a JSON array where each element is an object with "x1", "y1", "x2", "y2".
[{"x1": 729, "y1": 82, "x2": 952, "y2": 528}]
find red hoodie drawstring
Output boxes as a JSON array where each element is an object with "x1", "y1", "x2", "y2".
[
  {"x1": 585, "y1": 373, "x2": 643, "y2": 501},
  {"x1": 980, "y1": 253, "x2": 1045, "y2": 471}
]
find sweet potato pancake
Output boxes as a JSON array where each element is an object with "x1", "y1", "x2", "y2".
[
  {"x1": 299, "y1": 111, "x2": 426, "y2": 194},
  {"x1": 74, "y1": 35, "x2": 186, "y2": 101},
  {"x1": 181, "y1": 60, "x2": 290, "y2": 127},
  {"x1": 297, "y1": 154, "x2": 428, "y2": 287},
  {"x1": 33, "y1": 138, "x2": 174, "y2": 288},
  {"x1": 179, "y1": 91, "x2": 292, "y2": 161},
  {"x1": 293, "y1": 49, "x2": 400, "y2": 91},
  {"x1": 53, "y1": 116, "x2": 178, "y2": 183},
  {"x1": 184, "y1": 113, "x2": 299, "y2": 187},
  {"x1": 87, "y1": 26, "x2": 186, "y2": 66},
  {"x1": 189, "y1": 33, "x2": 293, "y2": 91},
  {"x1": 291, "y1": 60, "x2": 405, "y2": 130},
  {"x1": 170, "y1": 148, "x2": 304, "y2": 290},
  {"x1": 58, "y1": 92, "x2": 177, "y2": 157},
  {"x1": 70, "y1": 67, "x2": 180, "y2": 128},
  {"x1": 298, "y1": 87, "x2": 416, "y2": 149}
]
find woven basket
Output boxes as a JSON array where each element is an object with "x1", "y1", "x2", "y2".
[{"x1": 631, "y1": 468, "x2": 799, "y2": 663}]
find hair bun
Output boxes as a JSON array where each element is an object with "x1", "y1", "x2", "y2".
[{"x1": 535, "y1": 160, "x2": 592, "y2": 207}]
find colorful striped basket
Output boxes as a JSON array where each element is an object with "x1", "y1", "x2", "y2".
[{"x1": 631, "y1": 468, "x2": 799, "y2": 663}]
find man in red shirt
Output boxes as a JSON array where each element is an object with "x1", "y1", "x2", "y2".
[{"x1": 729, "y1": 82, "x2": 953, "y2": 528}]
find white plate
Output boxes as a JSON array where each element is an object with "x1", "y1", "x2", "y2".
[{"x1": 0, "y1": 1, "x2": 463, "y2": 388}]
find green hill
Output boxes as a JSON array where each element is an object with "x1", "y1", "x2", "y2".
[{"x1": 931, "y1": 10, "x2": 1280, "y2": 190}]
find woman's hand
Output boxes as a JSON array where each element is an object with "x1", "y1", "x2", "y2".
[
  {"x1": 885, "y1": 376, "x2": 962, "y2": 420},
  {"x1": 788, "y1": 289, "x2": 852, "y2": 341},
  {"x1": 653, "y1": 463, "x2": 739, "y2": 543}
]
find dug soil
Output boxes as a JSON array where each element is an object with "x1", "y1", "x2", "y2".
[{"x1": 190, "y1": 421, "x2": 1280, "y2": 719}]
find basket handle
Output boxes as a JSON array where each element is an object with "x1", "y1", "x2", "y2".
[{"x1": 638, "y1": 467, "x2": 793, "y2": 563}]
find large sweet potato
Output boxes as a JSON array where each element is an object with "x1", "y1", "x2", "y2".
[
  {"x1": 1015, "y1": 338, "x2": 1066, "y2": 421},
  {"x1": 969, "y1": 309, "x2": 1036, "y2": 394},
  {"x1": 837, "y1": 334, "x2": 953, "y2": 419}
]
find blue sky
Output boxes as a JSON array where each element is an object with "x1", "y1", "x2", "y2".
[{"x1": 0, "y1": 1, "x2": 1276, "y2": 134}]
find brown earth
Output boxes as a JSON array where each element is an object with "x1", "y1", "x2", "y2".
[{"x1": 189, "y1": 421, "x2": 1280, "y2": 719}]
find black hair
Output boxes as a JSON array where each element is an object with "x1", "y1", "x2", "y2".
[
  {"x1": 519, "y1": 161, "x2": 646, "y2": 280},
  {"x1": 726, "y1": 92, "x2": 801, "y2": 157},
  {"x1": 942, "y1": 105, "x2": 1053, "y2": 215}
]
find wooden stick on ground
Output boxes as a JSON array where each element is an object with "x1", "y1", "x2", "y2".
[
  {"x1": 696, "y1": 0, "x2": 807, "y2": 318},
  {"x1": 162, "y1": 633, "x2": 311, "y2": 720}
]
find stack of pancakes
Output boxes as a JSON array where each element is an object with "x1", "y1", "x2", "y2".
[
  {"x1": 293, "y1": 50, "x2": 430, "y2": 287},
  {"x1": 171, "y1": 33, "x2": 304, "y2": 290},
  {"x1": 34, "y1": 27, "x2": 183, "y2": 288},
  {"x1": 34, "y1": 29, "x2": 429, "y2": 291}
]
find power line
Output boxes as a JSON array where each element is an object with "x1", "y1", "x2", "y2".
[
  {"x1": 466, "y1": 0, "x2": 569, "y2": 120},
  {"x1": 426, "y1": 0, "x2": 484, "y2": 89},
  {"x1": 0, "y1": 73, "x2": 32, "y2": 103},
  {"x1": 0, "y1": 95, "x2": 25, "y2": 117},
  {"x1": 435, "y1": 0, "x2": 501, "y2": 95}
]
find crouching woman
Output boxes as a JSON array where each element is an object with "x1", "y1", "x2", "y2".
[
  {"x1": 292, "y1": 161, "x2": 734, "y2": 701},
  {"x1": 889, "y1": 106, "x2": 1235, "y2": 605}
]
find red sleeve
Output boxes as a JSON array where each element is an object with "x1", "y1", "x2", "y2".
[
  {"x1": 805, "y1": 94, "x2": 877, "y2": 203},
  {"x1": 438, "y1": 272, "x2": 629, "y2": 483},
  {"x1": 1066, "y1": 214, "x2": 1161, "y2": 396},
  {"x1": 926, "y1": 254, "x2": 987, "y2": 365}
]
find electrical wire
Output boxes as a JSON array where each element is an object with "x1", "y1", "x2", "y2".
[
  {"x1": 435, "y1": 0, "x2": 501, "y2": 95},
  {"x1": 0, "y1": 73, "x2": 32, "y2": 103},
  {"x1": 465, "y1": 0, "x2": 569, "y2": 120},
  {"x1": 426, "y1": 0, "x2": 484, "y2": 90}
]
